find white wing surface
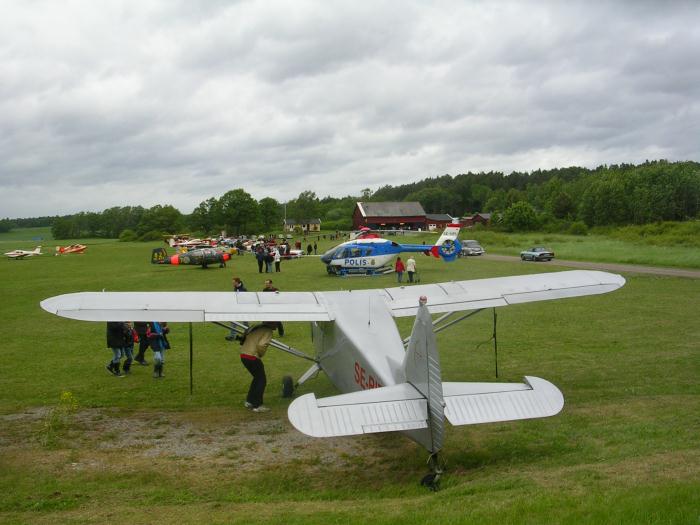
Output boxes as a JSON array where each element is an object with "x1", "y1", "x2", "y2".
[
  {"x1": 288, "y1": 384, "x2": 428, "y2": 437},
  {"x1": 443, "y1": 376, "x2": 564, "y2": 425},
  {"x1": 40, "y1": 270, "x2": 623, "y2": 323},
  {"x1": 382, "y1": 270, "x2": 625, "y2": 317},
  {"x1": 288, "y1": 377, "x2": 564, "y2": 438},
  {"x1": 40, "y1": 291, "x2": 333, "y2": 322}
]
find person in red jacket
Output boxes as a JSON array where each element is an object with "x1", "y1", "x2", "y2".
[{"x1": 395, "y1": 256, "x2": 406, "y2": 283}]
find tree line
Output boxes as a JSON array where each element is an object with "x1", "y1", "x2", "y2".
[{"x1": 1, "y1": 160, "x2": 697, "y2": 239}]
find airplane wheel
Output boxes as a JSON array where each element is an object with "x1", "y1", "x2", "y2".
[
  {"x1": 281, "y1": 375, "x2": 294, "y2": 398},
  {"x1": 420, "y1": 473, "x2": 440, "y2": 491}
]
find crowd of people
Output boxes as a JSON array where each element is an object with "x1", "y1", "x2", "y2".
[
  {"x1": 106, "y1": 321, "x2": 170, "y2": 378},
  {"x1": 104, "y1": 277, "x2": 283, "y2": 414}
]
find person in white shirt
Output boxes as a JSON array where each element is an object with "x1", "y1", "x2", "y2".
[{"x1": 406, "y1": 256, "x2": 417, "y2": 283}]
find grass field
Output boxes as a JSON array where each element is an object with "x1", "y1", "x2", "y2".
[
  {"x1": 466, "y1": 231, "x2": 700, "y2": 269},
  {"x1": 1, "y1": 232, "x2": 699, "y2": 524}
]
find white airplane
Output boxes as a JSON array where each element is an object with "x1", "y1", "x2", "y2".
[
  {"x1": 40, "y1": 269, "x2": 625, "y2": 488},
  {"x1": 5, "y1": 246, "x2": 42, "y2": 259}
]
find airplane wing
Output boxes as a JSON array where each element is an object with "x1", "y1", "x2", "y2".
[
  {"x1": 40, "y1": 270, "x2": 623, "y2": 322},
  {"x1": 40, "y1": 291, "x2": 333, "y2": 322},
  {"x1": 382, "y1": 270, "x2": 625, "y2": 317}
]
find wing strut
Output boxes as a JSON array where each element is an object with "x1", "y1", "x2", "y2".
[
  {"x1": 189, "y1": 322, "x2": 194, "y2": 394},
  {"x1": 212, "y1": 321, "x2": 317, "y2": 362}
]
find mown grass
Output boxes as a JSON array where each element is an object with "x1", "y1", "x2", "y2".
[
  {"x1": 0, "y1": 232, "x2": 699, "y2": 523},
  {"x1": 469, "y1": 230, "x2": 700, "y2": 268}
]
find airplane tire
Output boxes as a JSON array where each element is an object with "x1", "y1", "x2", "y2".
[{"x1": 281, "y1": 375, "x2": 294, "y2": 398}]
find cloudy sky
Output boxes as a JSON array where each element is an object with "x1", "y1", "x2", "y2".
[{"x1": 1, "y1": 1, "x2": 698, "y2": 218}]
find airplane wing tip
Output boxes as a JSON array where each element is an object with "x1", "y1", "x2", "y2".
[{"x1": 523, "y1": 376, "x2": 565, "y2": 414}]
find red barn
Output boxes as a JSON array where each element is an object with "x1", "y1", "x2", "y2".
[
  {"x1": 460, "y1": 213, "x2": 491, "y2": 227},
  {"x1": 353, "y1": 202, "x2": 426, "y2": 230}
]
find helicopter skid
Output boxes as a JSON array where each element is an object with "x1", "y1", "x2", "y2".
[{"x1": 332, "y1": 265, "x2": 393, "y2": 277}]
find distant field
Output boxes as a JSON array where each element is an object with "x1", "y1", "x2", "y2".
[
  {"x1": 1, "y1": 235, "x2": 699, "y2": 523},
  {"x1": 467, "y1": 231, "x2": 700, "y2": 269},
  {"x1": 0, "y1": 226, "x2": 53, "y2": 243}
]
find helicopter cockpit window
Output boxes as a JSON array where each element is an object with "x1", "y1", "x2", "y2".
[
  {"x1": 333, "y1": 247, "x2": 346, "y2": 259},
  {"x1": 350, "y1": 247, "x2": 362, "y2": 258},
  {"x1": 363, "y1": 247, "x2": 374, "y2": 256}
]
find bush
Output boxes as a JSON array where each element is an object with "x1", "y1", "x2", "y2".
[
  {"x1": 568, "y1": 221, "x2": 589, "y2": 236},
  {"x1": 322, "y1": 219, "x2": 353, "y2": 231},
  {"x1": 138, "y1": 230, "x2": 164, "y2": 242},
  {"x1": 119, "y1": 229, "x2": 138, "y2": 242},
  {"x1": 502, "y1": 202, "x2": 538, "y2": 232}
]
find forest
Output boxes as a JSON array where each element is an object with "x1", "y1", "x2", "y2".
[{"x1": 1, "y1": 160, "x2": 697, "y2": 240}]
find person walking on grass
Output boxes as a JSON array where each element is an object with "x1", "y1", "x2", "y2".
[
  {"x1": 133, "y1": 321, "x2": 149, "y2": 365},
  {"x1": 106, "y1": 321, "x2": 126, "y2": 377},
  {"x1": 395, "y1": 256, "x2": 405, "y2": 283},
  {"x1": 121, "y1": 322, "x2": 135, "y2": 375},
  {"x1": 406, "y1": 256, "x2": 417, "y2": 283},
  {"x1": 148, "y1": 321, "x2": 170, "y2": 378},
  {"x1": 273, "y1": 246, "x2": 281, "y2": 272}
]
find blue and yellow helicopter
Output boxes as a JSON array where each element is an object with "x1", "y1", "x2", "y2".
[{"x1": 320, "y1": 225, "x2": 462, "y2": 276}]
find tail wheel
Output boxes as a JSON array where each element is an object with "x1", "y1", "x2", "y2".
[{"x1": 281, "y1": 375, "x2": 294, "y2": 398}]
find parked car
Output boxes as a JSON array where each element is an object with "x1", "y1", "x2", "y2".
[
  {"x1": 460, "y1": 240, "x2": 485, "y2": 256},
  {"x1": 520, "y1": 246, "x2": 555, "y2": 261}
]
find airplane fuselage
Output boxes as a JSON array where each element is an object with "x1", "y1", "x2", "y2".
[{"x1": 311, "y1": 291, "x2": 406, "y2": 394}]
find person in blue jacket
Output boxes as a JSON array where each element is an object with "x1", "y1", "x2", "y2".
[{"x1": 148, "y1": 321, "x2": 170, "y2": 378}]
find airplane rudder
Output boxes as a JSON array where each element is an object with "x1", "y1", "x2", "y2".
[{"x1": 151, "y1": 247, "x2": 168, "y2": 264}]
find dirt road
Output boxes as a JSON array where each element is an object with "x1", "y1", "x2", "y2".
[{"x1": 481, "y1": 254, "x2": 700, "y2": 279}]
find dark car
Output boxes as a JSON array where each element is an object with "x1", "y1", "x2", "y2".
[{"x1": 520, "y1": 246, "x2": 554, "y2": 261}]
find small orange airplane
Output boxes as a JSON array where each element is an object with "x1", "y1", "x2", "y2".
[{"x1": 55, "y1": 244, "x2": 87, "y2": 255}]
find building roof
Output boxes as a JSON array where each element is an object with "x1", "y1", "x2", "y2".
[
  {"x1": 357, "y1": 201, "x2": 426, "y2": 217},
  {"x1": 463, "y1": 213, "x2": 492, "y2": 220},
  {"x1": 425, "y1": 213, "x2": 454, "y2": 222},
  {"x1": 283, "y1": 218, "x2": 321, "y2": 225}
]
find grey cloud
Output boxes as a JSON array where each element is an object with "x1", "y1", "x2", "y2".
[{"x1": 1, "y1": 0, "x2": 698, "y2": 218}]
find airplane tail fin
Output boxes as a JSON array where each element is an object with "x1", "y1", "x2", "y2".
[
  {"x1": 34, "y1": 246, "x2": 42, "y2": 255},
  {"x1": 151, "y1": 247, "x2": 169, "y2": 264},
  {"x1": 401, "y1": 298, "x2": 445, "y2": 454},
  {"x1": 430, "y1": 224, "x2": 461, "y2": 261}
]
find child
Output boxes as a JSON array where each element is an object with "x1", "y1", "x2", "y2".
[{"x1": 147, "y1": 321, "x2": 171, "y2": 378}]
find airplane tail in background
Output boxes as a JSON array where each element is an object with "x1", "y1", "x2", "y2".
[
  {"x1": 33, "y1": 246, "x2": 43, "y2": 255},
  {"x1": 151, "y1": 247, "x2": 170, "y2": 264},
  {"x1": 430, "y1": 224, "x2": 461, "y2": 261}
]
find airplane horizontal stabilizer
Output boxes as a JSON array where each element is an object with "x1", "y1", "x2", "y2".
[
  {"x1": 443, "y1": 376, "x2": 564, "y2": 426},
  {"x1": 287, "y1": 383, "x2": 428, "y2": 438}
]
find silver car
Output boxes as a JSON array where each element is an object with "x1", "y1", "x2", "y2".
[
  {"x1": 460, "y1": 240, "x2": 485, "y2": 256},
  {"x1": 520, "y1": 246, "x2": 555, "y2": 261}
]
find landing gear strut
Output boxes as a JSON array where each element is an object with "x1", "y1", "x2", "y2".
[{"x1": 420, "y1": 453, "x2": 444, "y2": 491}]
